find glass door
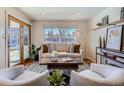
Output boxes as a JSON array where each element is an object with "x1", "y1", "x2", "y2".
[
  {"x1": 8, "y1": 15, "x2": 31, "y2": 67},
  {"x1": 23, "y1": 25, "x2": 30, "y2": 60},
  {"x1": 9, "y1": 20, "x2": 20, "y2": 67}
]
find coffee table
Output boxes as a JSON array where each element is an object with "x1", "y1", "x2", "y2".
[{"x1": 40, "y1": 57, "x2": 83, "y2": 71}]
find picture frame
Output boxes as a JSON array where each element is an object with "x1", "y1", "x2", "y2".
[
  {"x1": 122, "y1": 27, "x2": 124, "y2": 51},
  {"x1": 102, "y1": 15, "x2": 109, "y2": 25},
  {"x1": 120, "y1": 7, "x2": 124, "y2": 20},
  {"x1": 106, "y1": 25, "x2": 123, "y2": 51}
]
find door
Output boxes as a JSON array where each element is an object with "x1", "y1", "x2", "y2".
[{"x1": 8, "y1": 15, "x2": 31, "y2": 67}]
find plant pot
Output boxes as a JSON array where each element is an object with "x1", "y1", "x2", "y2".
[{"x1": 34, "y1": 55, "x2": 39, "y2": 61}]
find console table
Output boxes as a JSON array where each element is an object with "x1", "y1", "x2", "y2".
[{"x1": 96, "y1": 47, "x2": 124, "y2": 68}]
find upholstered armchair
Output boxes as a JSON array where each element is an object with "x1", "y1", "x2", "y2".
[
  {"x1": 70, "y1": 63, "x2": 124, "y2": 86},
  {"x1": 0, "y1": 65, "x2": 49, "y2": 86}
]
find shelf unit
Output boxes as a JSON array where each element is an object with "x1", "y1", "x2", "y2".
[
  {"x1": 96, "y1": 47, "x2": 124, "y2": 68},
  {"x1": 91, "y1": 19, "x2": 124, "y2": 31}
]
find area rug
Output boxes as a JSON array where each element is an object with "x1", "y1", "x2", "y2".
[{"x1": 25, "y1": 62, "x2": 89, "y2": 74}]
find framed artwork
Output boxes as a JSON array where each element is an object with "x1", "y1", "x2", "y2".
[
  {"x1": 120, "y1": 7, "x2": 124, "y2": 20},
  {"x1": 102, "y1": 15, "x2": 109, "y2": 25},
  {"x1": 106, "y1": 25, "x2": 123, "y2": 50},
  {"x1": 122, "y1": 27, "x2": 124, "y2": 51}
]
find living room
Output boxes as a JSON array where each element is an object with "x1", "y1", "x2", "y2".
[{"x1": 1, "y1": 6, "x2": 124, "y2": 87}]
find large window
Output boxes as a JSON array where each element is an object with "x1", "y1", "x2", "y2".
[{"x1": 43, "y1": 26, "x2": 77, "y2": 43}]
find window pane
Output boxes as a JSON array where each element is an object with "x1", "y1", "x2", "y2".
[{"x1": 43, "y1": 27, "x2": 76, "y2": 43}]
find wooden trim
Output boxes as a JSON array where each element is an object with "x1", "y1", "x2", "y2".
[{"x1": 8, "y1": 15, "x2": 31, "y2": 27}]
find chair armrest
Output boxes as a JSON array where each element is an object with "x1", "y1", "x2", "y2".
[
  {"x1": 0, "y1": 65, "x2": 24, "y2": 80},
  {"x1": 70, "y1": 70, "x2": 108, "y2": 86}
]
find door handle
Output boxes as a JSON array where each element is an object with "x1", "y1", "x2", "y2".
[{"x1": 8, "y1": 42, "x2": 10, "y2": 47}]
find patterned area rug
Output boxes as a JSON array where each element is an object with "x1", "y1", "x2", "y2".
[{"x1": 25, "y1": 62, "x2": 89, "y2": 73}]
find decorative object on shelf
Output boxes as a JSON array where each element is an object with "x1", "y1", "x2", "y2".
[
  {"x1": 99, "y1": 36, "x2": 102, "y2": 48},
  {"x1": 120, "y1": 7, "x2": 124, "y2": 20},
  {"x1": 102, "y1": 37, "x2": 106, "y2": 48},
  {"x1": 106, "y1": 25, "x2": 123, "y2": 50},
  {"x1": 96, "y1": 23, "x2": 102, "y2": 26},
  {"x1": 106, "y1": 54, "x2": 116, "y2": 59},
  {"x1": 92, "y1": 18, "x2": 124, "y2": 31},
  {"x1": 47, "y1": 69, "x2": 66, "y2": 86},
  {"x1": 102, "y1": 15, "x2": 109, "y2": 25},
  {"x1": 28, "y1": 44, "x2": 41, "y2": 61}
]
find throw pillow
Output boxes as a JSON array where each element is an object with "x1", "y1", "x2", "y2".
[
  {"x1": 69, "y1": 44, "x2": 74, "y2": 53},
  {"x1": 47, "y1": 44, "x2": 53, "y2": 53},
  {"x1": 74, "y1": 45, "x2": 80, "y2": 53},
  {"x1": 42, "y1": 44, "x2": 48, "y2": 53}
]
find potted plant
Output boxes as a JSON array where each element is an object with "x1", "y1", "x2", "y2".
[
  {"x1": 47, "y1": 69, "x2": 66, "y2": 86},
  {"x1": 28, "y1": 44, "x2": 41, "y2": 61}
]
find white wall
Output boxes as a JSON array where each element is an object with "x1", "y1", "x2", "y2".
[
  {"x1": 90, "y1": 7, "x2": 121, "y2": 29},
  {"x1": 31, "y1": 20, "x2": 90, "y2": 57},
  {"x1": 0, "y1": 8, "x2": 6, "y2": 69},
  {"x1": 0, "y1": 7, "x2": 31, "y2": 69},
  {"x1": 88, "y1": 7, "x2": 123, "y2": 61}
]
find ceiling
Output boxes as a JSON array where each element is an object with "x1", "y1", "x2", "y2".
[{"x1": 17, "y1": 7, "x2": 107, "y2": 21}]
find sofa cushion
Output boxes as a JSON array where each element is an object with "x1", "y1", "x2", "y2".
[
  {"x1": 66, "y1": 53, "x2": 81, "y2": 58},
  {"x1": 55, "y1": 43, "x2": 69, "y2": 52},
  {"x1": 41, "y1": 52, "x2": 81, "y2": 58}
]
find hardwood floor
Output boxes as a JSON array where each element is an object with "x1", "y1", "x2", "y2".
[
  {"x1": 83, "y1": 57, "x2": 95, "y2": 64},
  {"x1": 18, "y1": 60, "x2": 33, "y2": 66}
]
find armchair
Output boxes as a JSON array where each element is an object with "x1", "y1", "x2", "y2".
[
  {"x1": 0, "y1": 65, "x2": 49, "y2": 86},
  {"x1": 70, "y1": 63, "x2": 124, "y2": 86}
]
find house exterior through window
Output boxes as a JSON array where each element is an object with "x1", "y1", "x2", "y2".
[{"x1": 43, "y1": 26, "x2": 77, "y2": 43}]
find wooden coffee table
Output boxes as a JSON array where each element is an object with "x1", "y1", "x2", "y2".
[{"x1": 40, "y1": 57, "x2": 83, "y2": 71}]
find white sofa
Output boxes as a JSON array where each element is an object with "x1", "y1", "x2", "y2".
[
  {"x1": 39, "y1": 43, "x2": 83, "y2": 63},
  {"x1": 0, "y1": 65, "x2": 49, "y2": 86},
  {"x1": 70, "y1": 63, "x2": 124, "y2": 86}
]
